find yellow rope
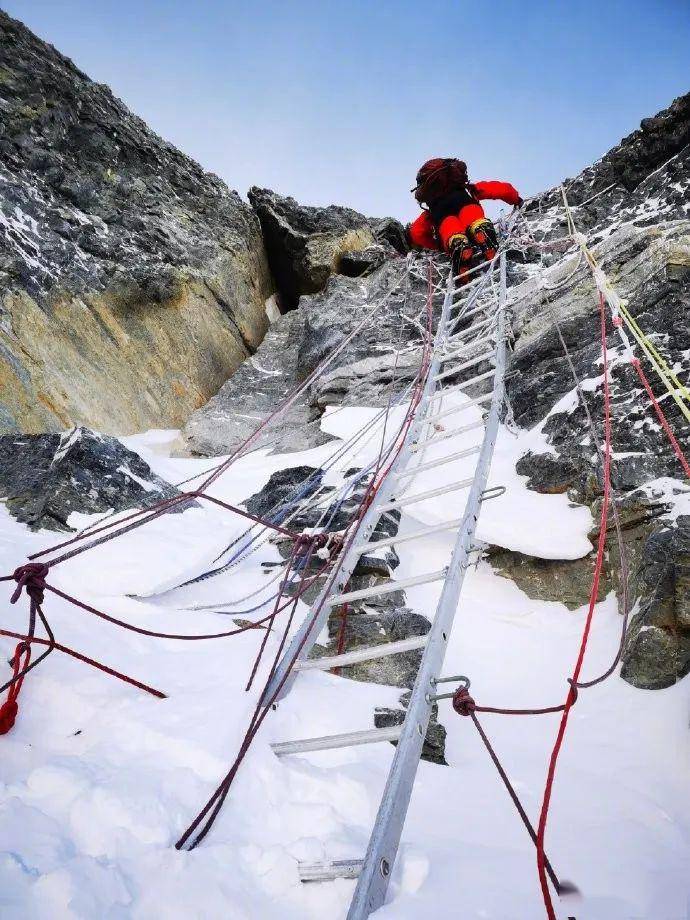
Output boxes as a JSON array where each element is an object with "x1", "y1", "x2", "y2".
[{"x1": 617, "y1": 301, "x2": 690, "y2": 405}]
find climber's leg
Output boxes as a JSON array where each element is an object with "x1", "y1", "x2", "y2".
[
  {"x1": 466, "y1": 215, "x2": 499, "y2": 261},
  {"x1": 447, "y1": 233, "x2": 475, "y2": 284}
]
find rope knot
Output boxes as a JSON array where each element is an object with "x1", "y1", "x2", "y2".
[
  {"x1": 452, "y1": 686, "x2": 477, "y2": 717},
  {"x1": 10, "y1": 563, "x2": 50, "y2": 606},
  {"x1": 327, "y1": 534, "x2": 344, "y2": 559},
  {"x1": 294, "y1": 532, "x2": 327, "y2": 553}
]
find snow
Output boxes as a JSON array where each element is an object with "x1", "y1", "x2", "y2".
[
  {"x1": 322, "y1": 398, "x2": 593, "y2": 560},
  {"x1": 0, "y1": 409, "x2": 688, "y2": 919}
]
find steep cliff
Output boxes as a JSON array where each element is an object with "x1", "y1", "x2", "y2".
[{"x1": 0, "y1": 11, "x2": 272, "y2": 435}]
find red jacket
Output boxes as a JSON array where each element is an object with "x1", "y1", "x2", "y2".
[
  {"x1": 408, "y1": 181, "x2": 521, "y2": 250},
  {"x1": 471, "y1": 180, "x2": 521, "y2": 207}
]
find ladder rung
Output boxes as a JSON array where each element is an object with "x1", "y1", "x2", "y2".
[
  {"x1": 377, "y1": 477, "x2": 474, "y2": 512},
  {"x1": 394, "y1": 444, "x2": 481, "y2": 480},
  {"x1": 439, "y1": 334, "x2": 494, "y2": 363},
  {"x1": 295, "y1": 635, "x2": 428, "y2": 671},
  {"x1": 272, "y1": 725, "x2": 402, "y2": 756},
  {"x1": 413, "y1": 419, "x2": 485, "y2": 450},
  {"x1": 423, "y1": 392, "x2": 493, "y2": 424},
  {"x1": 450, "y1": 299, "x2": 491, "y2": 322},
  {"x1": 445, "y1": 315, "x2": 494, "y2": 344},
  {"x1": 329, "y1": 568, "x2": 447, "y2": 606},
  {"x1": 356, "y1": 518, "x2": 463, "y2": 553},
  {"x1": 299, "y1": 859, "x2": 363, "y2": 882},
  {"x1": 438, "y1": 368, "x2": 495, "y2": 394},
  {"x1": 433, "y1": 351, "x2": 494, "y2": 382},
  {"x1": 449, "y1": 270, "x2": 486, "y2": 296}
]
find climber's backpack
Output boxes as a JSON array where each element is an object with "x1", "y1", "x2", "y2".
[{"x1": 413, "y1": 158, "x2": 469, "y2": 206}]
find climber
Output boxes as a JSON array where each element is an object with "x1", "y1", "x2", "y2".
[{"x1": 406, "y1": 158, "x2": 523, "y2": 283}]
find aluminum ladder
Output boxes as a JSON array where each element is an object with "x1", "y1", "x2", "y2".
[{"x1": 264, "y1": 238, "x2": 512, "y2": 916}]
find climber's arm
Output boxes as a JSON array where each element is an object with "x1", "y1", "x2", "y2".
[
  {"x1": 472, "y1": 181, "x2": 523, "y2": 207},
  {"x1": 407, "y1": 211, "x2": 440, "y2": 250}
]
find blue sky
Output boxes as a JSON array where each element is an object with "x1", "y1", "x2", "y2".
[{"x1": 4, "y1": 0, "x2": 690, "y2": 220}]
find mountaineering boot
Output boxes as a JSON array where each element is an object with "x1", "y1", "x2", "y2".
[
  {"x1": 448, "y1": 233, "x2": 474, "y2": 286},
  {"x1": 467, "y1": 218, "x2": 499, "y2": 260}
]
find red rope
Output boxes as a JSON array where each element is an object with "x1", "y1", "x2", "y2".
[
  {"x1": 29, "y1": 490, "x2": 297, "y2": 569},
  {"x1": 631, "y1": 358, "x2": 690, "y2": 480},
  {"x1": 0, "y1": 642, "x2": 30, "y2": 734},
  {"x1": 0, "y1": 264, "x2": 417, "y2": 739},
  {"x1": 535, "y1": 291, "x2": 613, "y2": 918},
  {"x1": 0, "y1": 628, "x2": 166, "y2": 698}
]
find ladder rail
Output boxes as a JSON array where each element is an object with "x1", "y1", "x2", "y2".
[{"x1": 346, "y1": 247, "x2": 510, "y2": 919}]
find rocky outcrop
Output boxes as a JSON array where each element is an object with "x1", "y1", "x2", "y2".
[
  {"x1": 375, "y1": 693, "x2": 447, "y2": 766},
  {"x1": 183, "y1": 308, "x2": 333, "y2": 456},
  {"x1": 0, "y1": 426, "x2": 185, "y2": 530},
  {"x1": 529, "y1": 92, "x2": 690, "y2": 235},
  {"x1": 0, "y1": 11, "x2": 272, "y2": 435},
  {"x1": 183, "y1": 257, "x2": 432, "y2": 455},
  {"x1": 621, "y1": 516, "x2": 690, "y2": 689},
  {"x1": 248, "y1": 187, "x2": 406, "y2": 311}
]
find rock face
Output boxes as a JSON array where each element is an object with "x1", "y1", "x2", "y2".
[
  {"x1": 0, "y1": 11, "x2": 272, "y2": 435},
  {"x1": 183, "y1": 308, "x2": 331, "y2": 456},
  {"x1": 248, "y1": 186, "x2": 406, "y2": 311},
  {"x1": 183, "y1": 257, "x2": 433, "y2": 455},
  {"x1": 621, "y1": 516, "x2": 690, "y2": 689},
  {"x1": 530, "y1": 91, "x2": 690, "y2": 234},
  {"x1": 0, "y1": 427, "x2": 184, "y2": 530},
  {"x1": 502, "y1": 91, "x2": 690, "y2": 688}
]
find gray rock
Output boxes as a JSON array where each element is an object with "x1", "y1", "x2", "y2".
[
  {"x1": 515, "y1": 451, "x2": 585, "y2": 494},
  {"x1": 183, "y1": 258, "x2": 433, "y2": 456},
  {"x1": 375, "y1": 692, "x2": 447, "y2": 765},
  {"x1": 621, "y1": 516, "x2": 690, "y2": 689},
  {"x1": 496, "y1": 96, "x2": 690, "y2": 689},
  {"x1": 244, "y1": 465, "x2": 324, "y2": 523},
  {"x1": 0, "y1": 11, "x2": 271, "y2": 435},
  {"x1": 248, "y1": 186, "x2": 375, "y2": 311},
  {"x1": 183, "y1": 309, "x2": 333, "y2": 456},
  {"x1": 0, "y1": 427, "x2": 185, "y2": 531},
  {"x1": 339, "y1": 246, "x2": 387, "y2": 278}
]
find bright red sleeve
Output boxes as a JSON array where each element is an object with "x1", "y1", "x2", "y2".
[
  {"x1": 407, "y1": 211, "x2": 440, "y2": 250},
  {"x1": 472, "y1": 181, "x2": 521, "y2": 207}
]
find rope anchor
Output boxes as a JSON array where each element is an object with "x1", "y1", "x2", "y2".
[{"x1": 426, "y1": 673, "x2": 470, "y2": 703}]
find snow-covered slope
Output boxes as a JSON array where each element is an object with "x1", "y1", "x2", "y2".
[{"x1": 1, "y1": 414, "x2": 688, "y2": 919}]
